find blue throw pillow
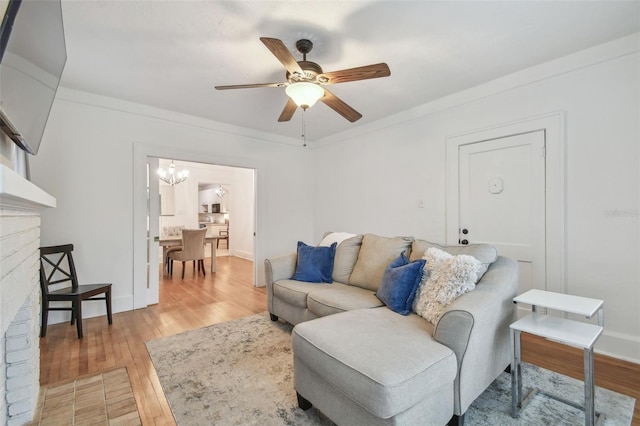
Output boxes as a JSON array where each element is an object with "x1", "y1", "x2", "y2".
[
  {"x1": 292, "y1": 241, "x2": 337, "y2": 283},
  {"x1": 376, "y1": 251, "x2": 426, "y2": 315}
]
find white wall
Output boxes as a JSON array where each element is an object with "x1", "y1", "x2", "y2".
[
  {"x1": 26, "y1": 33, "x2": 639, "y2": 362},
  {"x1": 30, "y1": 89, "x2": 315, "y2": 319},
  {"x1": 312, "y1": 35, "x2": 640, "y2": 362}
]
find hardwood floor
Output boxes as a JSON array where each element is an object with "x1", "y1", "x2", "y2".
[
  {"x1": 40, "y1": 256, "x2": 265, "y2": 426},
  {"x1": 40, "y1": 257, "x2": 639, "y2": 425}
]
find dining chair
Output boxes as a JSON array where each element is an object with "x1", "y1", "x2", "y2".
[
  {"x1": 217, "y1": 223, "x2": 229, "y2": 249},
  {"x1": 39, "y1": 244, "x2": 113, "y2": 339},
  {"x1": 168, "y1": 228, "x2": 207, "y2": 278},
  {"x1": 162, "y1": 225, "x2": 184, "y2": 273},
  {"x1": 165, "y1": 245, "x2": 182, "y2": 273}
]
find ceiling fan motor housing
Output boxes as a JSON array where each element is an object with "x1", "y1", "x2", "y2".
[
  {"x1": 287, "y1": 61, "x2": 323, "y2": 82},
  {"x1": 286, "y1": 39, "x2": 325, "y2": 82}
]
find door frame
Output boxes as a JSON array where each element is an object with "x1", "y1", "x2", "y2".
[
  {"x1": 132, "y1": 142, "x2": 263, "y2": 310},
  {"x1": 445, "y1": 111, "x2": 566, "y2": 293}
]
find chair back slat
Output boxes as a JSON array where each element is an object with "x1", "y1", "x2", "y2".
[{"x1": 40, "y1": 244, "x2": 79, "y2": 294}]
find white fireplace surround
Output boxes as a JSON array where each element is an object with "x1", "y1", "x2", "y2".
[{"x1": 1, "y1": 164, "x2": 56, "y2": 426}]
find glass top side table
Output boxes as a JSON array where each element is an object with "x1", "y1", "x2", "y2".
[{"x1": 510, "y1": 289, "x2": 604, "y2": 426}]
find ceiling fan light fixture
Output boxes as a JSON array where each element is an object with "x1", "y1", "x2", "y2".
[{"x1": 285, "y1": 82, "x2": 324, "y2": 109}]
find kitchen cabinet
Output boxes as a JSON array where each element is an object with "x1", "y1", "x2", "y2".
[
  {"x1": 198, "y1": 184, "x2": 229, "y2": 213},
  {"x1": 205, "y1": 223, "x2": 227, "y2": 237},
  {"x1": 198, "y1": 188, "x2": 213, "y2": 212},
  {"x1": 159, "y1": 185, "x2": 175, "y2": 216}
]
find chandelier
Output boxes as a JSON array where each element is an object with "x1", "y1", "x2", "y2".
[
  {"x1": 157, "y1": 161, "x2": 189, "y2": 186},
  {"x1": 215, "y1": 185, "x2": 227, "y2": 197}
]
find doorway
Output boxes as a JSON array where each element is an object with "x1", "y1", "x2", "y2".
[
  {"x1": 147, "y1": 159, "x2": 255, "y2": 304},
  {"x1": 133, "y1": 143, "x2": 264, "y2": 310},
  {"x1": 446, "y1": 112, "x2": 566, "y2": 299}
]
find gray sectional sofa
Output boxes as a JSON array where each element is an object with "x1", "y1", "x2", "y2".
[{"x1": 265, "y1": 233, "x2": 519, "y2": 425}]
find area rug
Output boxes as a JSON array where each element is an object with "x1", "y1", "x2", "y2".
[{"x1": 145, "y1": 313, "x2": 635, "y2": 425}]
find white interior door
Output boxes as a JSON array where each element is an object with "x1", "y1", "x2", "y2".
[
  {"x1": 458, "y1": 131, "x2": 546, "y2": 294},
  {"x1": 147, "y1": 157, "x2": 160, "y2": 305}
]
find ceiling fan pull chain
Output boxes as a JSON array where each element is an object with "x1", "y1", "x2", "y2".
[{"x1": 301, "y1": 109, "x2": 307, "y2": 147}]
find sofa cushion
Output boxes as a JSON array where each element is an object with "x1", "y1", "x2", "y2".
[
  {"x1": 349, "y1": 234, "x2": 414, "y2": 291},
  {"x1": 292, "y1": 241, "x2": 337, "y2": 283},
  {"x1": 321, "y1": 233, "x2": 363, "y2": 284},
  {"x1": 409, "y1": 239, "x2": 497, "y2": 281},
  {"x1": 292, "y1": 308, "x2": 456, "y2": 419},
  {"x1": 413, "y1": 247, "x2": 482, "y2": 324},
  {"x1": 307, "y1": 282, "x2": 383, "y2": 317},
  {"x1": 376, "y1": 252, "x2": 426, "y2": 315},
  {"x1": 273, "y1": 279, "x2": 332, "y2": 309}
]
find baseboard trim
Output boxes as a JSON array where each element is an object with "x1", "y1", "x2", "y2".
[
  {"x1": 596, "y1": 331, "x2": 640, "y2": 365},
  {"x1": 233, "y1": 250, "x2": 254, "y2": 261}
]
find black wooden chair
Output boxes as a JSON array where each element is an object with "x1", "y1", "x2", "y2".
[{"x1": 39, "y1": 244, "x2": 112, "y2": 339}]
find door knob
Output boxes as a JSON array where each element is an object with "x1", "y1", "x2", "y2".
[
  {"x1": 462, "y1": 228, "x2": 469, "y2": 235},
  {"x1": 461, "y1": 239, "x2": 469, "y2": 245}
]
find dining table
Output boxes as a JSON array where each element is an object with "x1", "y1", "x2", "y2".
[{"x1": 159, "y1": 235, "x2": 220, "y2": 273}]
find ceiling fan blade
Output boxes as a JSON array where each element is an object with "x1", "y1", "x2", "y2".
[
  {"x1": 320, "y1": 89, "x2": 362, "y2": 122},
  {"x1": 278, "y1": 98, "x2": 297, "y2": 122},
  {"x1": 260, "y1": 37, "x2": 304, "y2": 77},
  {"x1": 215, "y1": 82, "x2": 286, "y2": 90},
  {"x1": 318, "y1": 63, "x2": 390, "y2": 85}
]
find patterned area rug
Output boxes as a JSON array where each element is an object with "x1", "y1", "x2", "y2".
[{"x1": 145, "y1": 313, "x2": 635, "y2": 425}]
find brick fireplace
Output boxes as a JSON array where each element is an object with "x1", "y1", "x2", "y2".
[{"x1": 0, "y1": 165, "x2": 56, "y2": 426}]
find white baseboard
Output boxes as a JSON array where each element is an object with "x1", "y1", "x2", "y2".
[
  {"x1": 596, "y1": 331, "x2": 640, "y2": 365},
  {"x1": 233, "y1": 250, "x2": 254, "y2": 261}
]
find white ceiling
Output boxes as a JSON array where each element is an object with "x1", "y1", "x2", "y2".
[{"x1": 58, "y1": 1, "x2": 640, "y2": 141}]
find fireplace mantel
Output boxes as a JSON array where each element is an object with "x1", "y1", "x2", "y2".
[{"x1": 0, "y1": 164, "x2": 56, "y2": 211}]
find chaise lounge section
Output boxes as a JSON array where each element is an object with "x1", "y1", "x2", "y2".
[{"x1": 265, "y1": 233, "x2": 519, "y2": 425}]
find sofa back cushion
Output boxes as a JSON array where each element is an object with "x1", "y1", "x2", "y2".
[
  {"x1": 409, "y1": 239, "x2": 497, "y2": 281},
  {"x1": 320, "y1": 232, "x2": 364, "y2": 283},
  {"x1": 349, "y1": 234, "x2": 414, "y2": 291},
  {"x1": 333, "y1": 235, "x2": 364, "y2": 283}
]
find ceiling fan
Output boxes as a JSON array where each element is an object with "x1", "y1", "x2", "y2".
[{"x1": 215, "y1": 37, "x2": 391, "y2": 123}]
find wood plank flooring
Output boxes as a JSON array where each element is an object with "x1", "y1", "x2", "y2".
[
  {"x1": 32, "y1": 367, "x2": 140, "y2": 425},
  {"x1": 39, "y1": 257, "x2": 639, "y2": 425}
]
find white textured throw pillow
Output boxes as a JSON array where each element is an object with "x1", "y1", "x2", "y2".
[
  {"x1": 413, "y1": 247, "x2": 482, "y2": 324},
  {"x1": 319, "y1": 232, "x2": 358, "y2": 247}
]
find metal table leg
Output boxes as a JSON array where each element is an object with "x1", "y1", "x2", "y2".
[
  {"x1": 511, "y1": 328, "x2": 523, "y2": 417},
  {"x1": 584, "y1": 347, "x2": 595, "y2": 426}
]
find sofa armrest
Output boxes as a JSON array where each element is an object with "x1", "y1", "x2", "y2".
[
  {"x1": 433, "y1": 256, "x2": 519, "y2": 415},
  {"x1": 264, "y1": 253, "x2": 297, "y2": 312}
]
